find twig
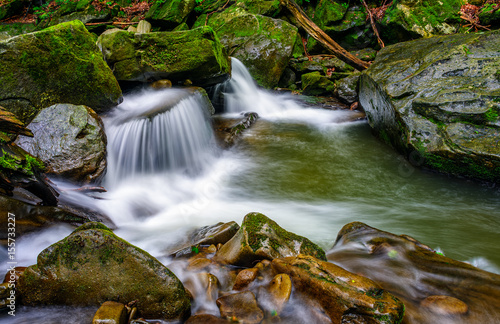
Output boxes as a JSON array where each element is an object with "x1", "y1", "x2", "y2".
[{"x1": 361, "y1": 0, "x2": 384, "y2": 48}]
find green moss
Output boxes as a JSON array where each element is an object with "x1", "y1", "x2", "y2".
[
  {"x1": 484, "y1": 107, "x2": 499, "y2": 122},
  {"x1": 0, "y1": 148, "x2": 44, "y2": 175}
]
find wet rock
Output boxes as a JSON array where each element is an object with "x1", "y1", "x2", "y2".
[
  {"x1": 151, "y1": 79, "x2": 172, "y2": 89},
  {"x1": 213, "y1": 112, "x2": 259, "y2": 148},
  {"x1": 259, "y1": 273, "x2": 292, "y2": 316},
  {"x1": 420, "y1": 295, "x2": 468, "y2": 316},
  {"x1": 146, "y1": 0, "x2": 195, "y2": 29},
  {"x1": 186, "y1": 314, "x2": 230, "y2": 324},
  {"x1": 336, "y1": 72, "x2": 361, "y2": 105},
  {"x1": 359, "y1": 30, "x2": 500, "y2": 182},
  {"x1": 216, "y1": 291, "x2": 264, "y2": 324},
  {"x1": 92, "y1": 301, "x2": 127, "y2": 324},
  {"x1": 17, "y1": 222, "x2": 191, "y2": 321},
  {"x1": 97, "y1": 26, "x2": 230, "y2": 87},
  {"x1": 301, "y1": 72, "x2": 336, "y2": 96},
  {"x1": 16, "y1": 104, "x2": 107, "y2": 184},
  {"x1": 188, "y1": 257, "x2": 213, "y2": 272},
  {"x1": 272, "y1": 254, "x2": 405, "y2": 323},
  {"x1": 233, "y1": 268, "x2": 259, "y2": 291},
  {"x1": 0, "y1": 20, "x2": 122, "y2": 124},
  {"x1": 214, "y1": 212, "x2": 326, "y2": 267},
  {"x1": 327, "y1": 222, "x2": 500, "y2": 324},
  {"x1": 0, "y1": 107, "x2": 33, "y2": 137},
  {"x1": 196, "y1": 7, "x2": 298, "y2": 88}
]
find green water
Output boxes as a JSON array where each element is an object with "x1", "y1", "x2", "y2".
[{"x1": 230, "y1": 119, "x2": 500, "y2": 271}]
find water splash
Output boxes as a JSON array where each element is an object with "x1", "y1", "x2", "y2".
[{"x1": 105, "y1": 88, "x2": 218, "y2": 187}]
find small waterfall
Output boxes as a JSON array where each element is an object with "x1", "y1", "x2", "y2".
[{"x1": 105, "y1": 88, "x2": 217, "y2": 187}]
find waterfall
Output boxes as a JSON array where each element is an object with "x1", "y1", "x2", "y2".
[{"x1": 105, "y1": 88, "x2": 217, "y2": 187}]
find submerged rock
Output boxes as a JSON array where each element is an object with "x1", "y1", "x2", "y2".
[
  {"x1": 16, "y1": 104, "x2": 107, "y2": 184},
  {"x1": 327, "y1": 222, "x2": 500, "y2": 324},
  {"x1": 97, "y1": 26, "x2": 230, "y2": 87},
  {"x1": 0, "y1": 20, "x2": 122, "y2": 124},
  {"x1": 272, "y1": 254, "x2": 405, "y2": 323},
  {"x1": 197, "y1": 7, "x2": 298, "y2": 88},
  {"x1": 359, "y1": 30, "x2": 500, "y2": 182},
  {"x1": 17, "y1": 222, "x2": 191, "y2": 321},
  {"x1": 216, "y1": 291, "x2": 264, "y2": 324},
  {"x1": 213, "y1": 212, "x2": 326, "y2": 267}
]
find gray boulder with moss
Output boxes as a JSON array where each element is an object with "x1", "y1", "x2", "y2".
[
  {"x1": 359, "y1": 30, "x2": 500, "y2": 182},
  {"x1": 145, "y1": 0, "x2": 196, "y2": 28},
  {"x1": 97, "y1": 26, "x2": 230, "y2": 87},
  {"x1": 214, "y1": 212, "x2": 326, "y2": 267},
  {"x1": 195, "y1": 6, "x2": 298, "y2": 88},
  {"x1": 15, "y1": 104, "x2": 107, "y2": 184},
  {"x1": 0, "y1": 20, "x2": 122, "y2": 124},
  {"x1": 17, "y1": 222, "x2": 191, "y2": 321}
]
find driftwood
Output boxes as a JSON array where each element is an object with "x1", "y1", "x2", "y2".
[{"x1": 279, "y1": 0, "x2": 370, "y2": 71}]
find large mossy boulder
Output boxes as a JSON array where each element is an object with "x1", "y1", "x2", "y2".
[
  {"x1": 359, "y1": 30, "x2": 500, "y2": 182},
  {"x1": 97, "y1": 26, "x2": 230, "y2": 87},
  {"x1": 0, "y1": 20, "x2": 122, "y2": 124},
  {"x1": 15, "y1": 104, "x2": 107, "y2": 184},
  {"x1": 145, "y1": 0, "x2": 196, "y2": 28},
  {"x1": 327, "y1": 222, "x2": 500, "y2": 323},
  {"x1": 272, "y1": 255, "x2": 405, "y2": 323},
  {"x1": 213, "y1": 212, "x2": 326, "y2": 267},
  {"x1": 196, "y1": 6, "x2": 298, "y2": 88},
  {"x1": 17, "y1": 222, "x2": 191, "y2": 321}
]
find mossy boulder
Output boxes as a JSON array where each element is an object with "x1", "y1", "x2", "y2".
[
  {"x1": 0, "y1": 20, "x2": 122, "y2": 124},
  {"x1": 213, "y1": 212, "x2": 326, "y2": 267},
  {"x1": 380, "y1": 0, "x2": 462, "y2": 42},
  {"x1": 97, "y1": 26, "x2": 230, "y2": 87},
  {"x1": 359, "y1": 30, "x2": 500, "y2": 182},
  {"x1": 0, "y1": 23, "x2": 36, "y2": 41},
  {"x1": 145, "y1": 0, "x2": 196, "y2": 29},
  {"x1": 327, "y1": 222, "x2": 500, "y2": 323},
  {"x1": 272, "y1": 255, "x2": 405, "y2": 323},
  {"x1": 17, "y1": 222, "x2": 191, "y2": 321},
  {"x1": 312, "y1": 0, "x2": 348, "y2": 30},
  {"x1": 197, "y1": 7, "x2": 298, "y2": 88},
  {"x1": 15, "y1": 103, "x2": 107, "y2": 184},
  {"x1": 336, "y1": 72, "x2": 361, "y2": 105},
  {"x1": 301, "y1": 72, "x2": 336, "y2": 96}
]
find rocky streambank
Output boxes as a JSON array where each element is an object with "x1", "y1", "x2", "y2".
[{"x1": 2, "y1": 213, "x2": 499, "y2": 323}]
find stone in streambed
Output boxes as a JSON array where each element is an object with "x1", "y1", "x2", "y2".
[
  {"x1": 420, "y1": 295, "x2": 468, "y2": 316},
  {"x1": 258, "y1": 273, "x2": 292, "y2": 316},
  {"x1": 233, "y1": 268, "x2": 259, "y2": 291},
  {"x1": 92, "y1": 301, "x2": 128, "y2": 324},
  {"x1": 216, "y1": 291, "x2": 264, "y2": 324},
  {"x1": 272, "y1": 254, "x2": 405, "y2": 323},
  {"x1": 15, "y1": 103, "x2": 106, "y2": 184},
  {"x1": 17, "y1": 222, "x2": 191, "y2": 321},
  {"x1": 186, "y1": 314, "x2": 230, "y2": 324},
  {"x1": 213, "y1": 212, "x2": 326, "y2": 267}
]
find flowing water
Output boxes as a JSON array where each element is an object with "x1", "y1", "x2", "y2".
[{"x1": 1, "y1": 58, "x2": 500, "y2": 323}]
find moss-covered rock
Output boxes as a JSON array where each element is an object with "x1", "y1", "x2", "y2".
[
  {"x1": 312, "y1": 0, "x2": 348, "y2": 30},
  {"x1": 359, "y1": 30, "x2": 500, "y2": 182},
  {"x1": 328, "y1": 222, "x2": 500, "y2": 323},
  {"x1": 301, "y1": 71, "x2": 336, "y2": 96},
  {"x1": 213, "y1": 212, "x2": 326, "y2": 267},
  {"x1": 97, "y1": 26, "x2": 230, "y2": 87},
  {"x1": 17, "y1": 222, "x2": 191, "y2": 321},
  {"x1": 336, "y1": 72, "x2": 361, "y2": 105},
  {"x1": 197, "y1": 7, "x2": 298, "y2": 88},
  {"x1": 15, "y1": 103, "x2": 107, "y2": 184},
  {"x1": 380, "y1": 0, "x2": 462, "y2": 42},
  {"x1": 0, "y1": 23, "x2": 36, "y2": 41},
  {"x1": 0, "y1": 20, "x2": 122, "y2": 124},
  {"x1": 145, "y1": 0, "x2": 196, "y2": 29},
  {"x1": 272, "y1": 255, "x2": 405, "y2": 323}
]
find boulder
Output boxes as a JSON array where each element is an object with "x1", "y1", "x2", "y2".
[
  {"x1": 197, "y1": 7, "x2": 298, "y2": 88},
  {"x1": 96, "y1": 26, "x2": 230, "y2": 87},
  {"x1": 17, "y1": 222, "x2": 191, "y2": 321},
  {"x1": 16, "y1": 104, "x2": 107, "y2": 184},
  {"x1": 359, "y1": 30, "x2": 500, "y2": 182},
  {"x1": 336, "y1": 72, "x2": 361, "y2": 105},
  {"x1": 327, "y1": 222, "x2": 500, "y2": 324},
  {"x1": 0, "y1": 20, "x2": 122, "y2": 124},
  {"x1": 145, "y1": 0, "x2": 196, "y2": 28},
  {"x1": 272, "y1": 254, "x2": 405, "y2": 323},
  {"x1": 213, "y1": 212, "x2": 326, "y2": 267},
  {"x1": 301, "y1": 72, "x2": 336, "y2": 96}
]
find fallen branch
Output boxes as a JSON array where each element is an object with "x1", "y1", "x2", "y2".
[
  {"x1": 84, "y1": 21, "x2": 139, "y2": 26},
  {"x1": 279, "y1": 0, "x2": 370, "y2": 71},
  {"x1": 361, "y1": 0, "x2": 384, "y2": 48}
]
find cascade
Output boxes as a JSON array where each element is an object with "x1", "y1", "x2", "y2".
[{"x1": 105, "y1": 88, "x2": 217, "y2": 187}]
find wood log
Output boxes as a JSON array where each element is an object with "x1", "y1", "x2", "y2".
[{"x1": 279, "y1": 0, "x2": 370, "y2": 71}]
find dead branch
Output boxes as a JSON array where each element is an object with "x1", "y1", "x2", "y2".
[{"x1": 361, "y1": 0, "x2": 384, "y2": 48}]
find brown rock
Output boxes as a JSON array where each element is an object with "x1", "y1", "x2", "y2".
[
  {"x1": 92, "y1": 301, "x2": 127, "y2": 324},
  {"x1": 216, "y1": 291, "x2": 264, "y2": 324},
  {"x1": 265, "y1": 274, "x2": 292, "y2": 315},
  {"x1": 421, "y1": 295, "x2": 468, "y2": 316},
  {"x1": 151, "y1": 79, "x2": 172, "y2": 89},
  {"x1": 233, "y1": 268, "x2": 259, "y2": 291},
  {"x1": 188, "y1": 258, "x2": 213, "y2": 272},
  {"x1": 271, "y1": 255, "x2": 404, "y2": 323},
  {"x1": 186, "y1": 314, "x2": 230, "y2": 323}
]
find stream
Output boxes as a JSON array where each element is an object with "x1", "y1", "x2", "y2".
[{"x1": 1, "y1": 58, "x2": 499, "y2": 323}]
